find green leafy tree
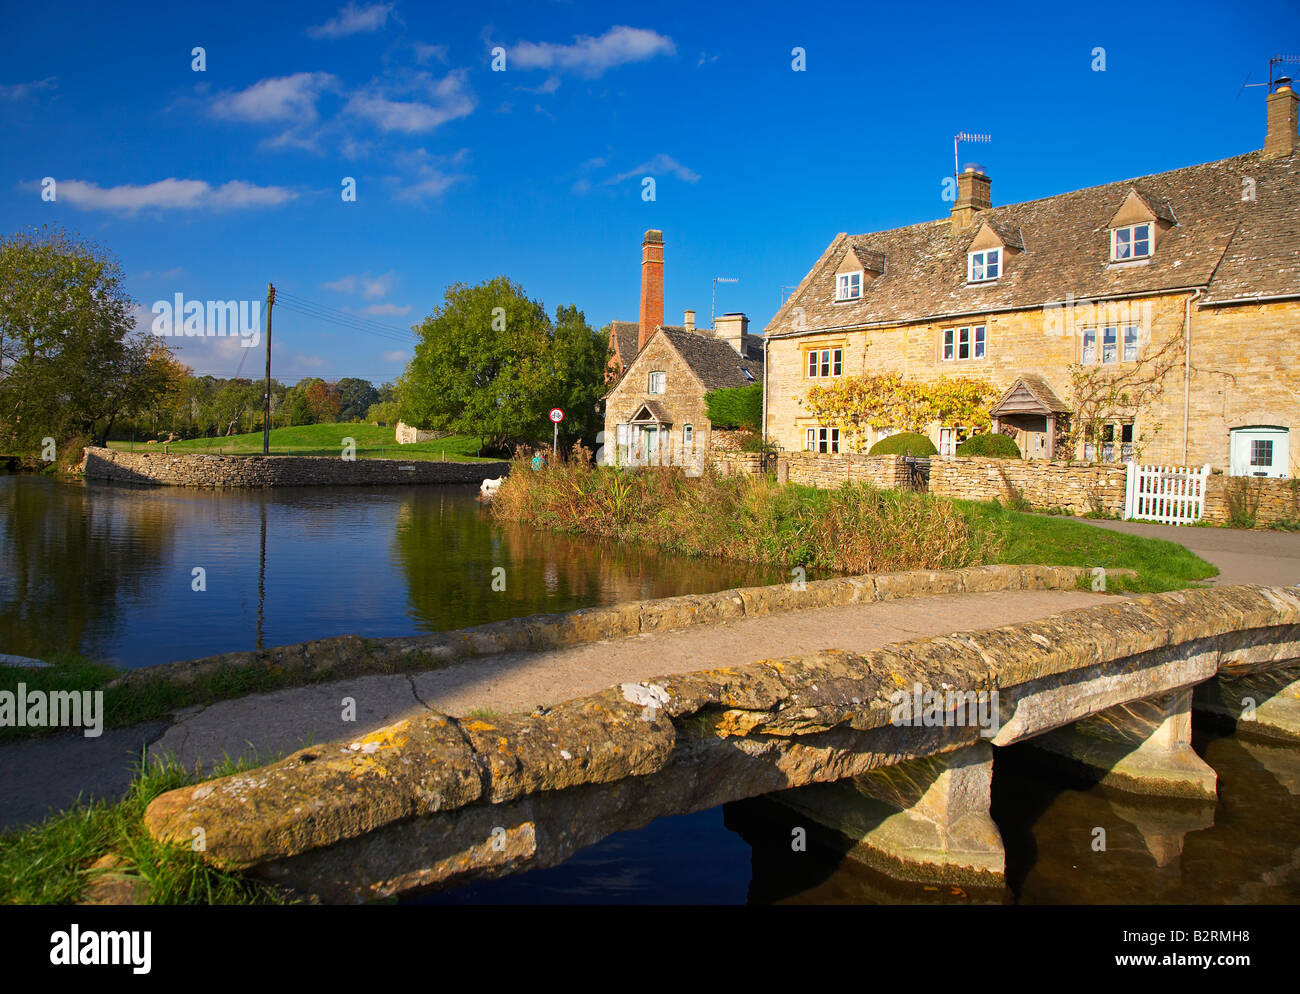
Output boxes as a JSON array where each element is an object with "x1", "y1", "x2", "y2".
[
  {"x1": 399, "y1": 277, "x2": 605, "y2": 453},
  {"x1": 336, "y1": 377, "x2": 378, "y2": 422},
  {"x1": 0, "y1": 225, "x2": 179, "y2": 449}
]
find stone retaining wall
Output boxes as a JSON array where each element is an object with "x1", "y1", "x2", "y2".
[
  {"x1": 1202, "y1": 475, "x2": 1300, "y2": 527},
  {"x1": 79, "y1": 446, "x2": 507, "y2": 488},
  {"x1": 929, "y1": 457, "x2": 1128, "y2": 515},
  {"x1": 780, "y1": 452, "x2": 908, "y2": 490}
]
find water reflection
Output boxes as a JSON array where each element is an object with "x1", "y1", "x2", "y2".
[
  {"x1": 0, "y1": 476, "x2": 787, "y2": 668},
  {"x1": 418, "y1": 729, "x2": 1300, "y2": 905}
]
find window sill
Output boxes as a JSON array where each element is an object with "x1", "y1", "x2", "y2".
[
  {"x1": 833, "y1": 296, "x2": 861, "y2": 304},
  {"x1": 964, "y1": 278, "x2": 1000, "y2": 286},
  {"x1": 1106, "y1": 258, "x2": 1152, "y2": 270}
]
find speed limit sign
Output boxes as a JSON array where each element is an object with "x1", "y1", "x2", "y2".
[{"x1": 549, "y1": 408, "x2": 564, "y2": 423}]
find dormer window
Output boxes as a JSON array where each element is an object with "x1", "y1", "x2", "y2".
[
  {"x1": 1111, "y1": 222, "x2": 1153, "y2": 261},
  {"x1": 836, "y1": 271, "x2": 863, "y2": 301},
  {"x1": 967, "y1": 248, "x2": 1001, "y2": 283}
]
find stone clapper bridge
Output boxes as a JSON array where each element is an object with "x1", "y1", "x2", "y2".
[{"x1": 141, "y1": 567, "x2": 1300, "y2": 903}]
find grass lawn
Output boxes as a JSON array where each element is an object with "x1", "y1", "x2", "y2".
[
  {"x1": 105, "y1": 423, "x2": 499, "y2": 462},
  {"x1": 0, "y1": 755, "x2": 295, "y2": 905},
  {"x1": 955, "y1": 500, "x2": 1218, "y2": 593}
]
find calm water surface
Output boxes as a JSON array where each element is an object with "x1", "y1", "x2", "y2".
[
  {"x1": 5, "y1": 475, "x2": 1296, "y2": 904},
  {"x1": 0, "y1": 475, "x2": 788, "y2": 667},
  {"x1": 422, "y1": 728, "x2": 1300, "y2": 904}
]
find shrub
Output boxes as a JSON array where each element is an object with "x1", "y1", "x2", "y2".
[
  {"x1": 704, "y1": 384, "x2": 762, "y2": 431},
  {"x1": 868, "y1": 432, "x2": 937, "y2": 457},
  {"x1": 956, "y1": 433, "x2": 1021, "y2": 459},
  {"x1": 1224, "y1": 477, "x2": 1261, "y2": 529}
]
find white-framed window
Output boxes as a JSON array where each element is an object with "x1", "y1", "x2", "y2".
[
  {"x1": 836, "y1": 271, "x2": 863, "y2": 301},
  {"x1": 806, "y1": 347, "x2": 843, "y2": 378},
  {"x1": 942, "y1": 325, "x2": 986, "y2": 362},
  {"x1": 967, "y1": 248, "x2": 1001, "y2": 282},
  {"x1": 805, "y1": 426, "x2": 841, "y2": 453},
  {"x1": 939, "y1": 426, "x2": 972, "y2": 455},
  {"x1": 1111, "y1": 223, "x2": 1153, "y2": 261},
  {"x1": 648, "y1": 370, "x2": 666, "y2": 394},
  {"x1": 616, "y1": 422, "x2": 629, "y2": 463},
  {"x1": 1085, "y1": 422, "x2": 1135, "y2": 462},
  {"x1": 1082, "y1": 325, "x2": 1140, "y2": 365},
  {"x1": 683, "y1": 424, "x2": 694, "y2": 449}
]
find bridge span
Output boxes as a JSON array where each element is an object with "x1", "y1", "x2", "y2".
[{"x1": 141, "y1": 574, "x2": 1300, "y2": 903}]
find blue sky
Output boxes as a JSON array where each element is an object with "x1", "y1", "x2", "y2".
[{"x1": 2, "y1": 0, "x2": 1296, "y2": 385}]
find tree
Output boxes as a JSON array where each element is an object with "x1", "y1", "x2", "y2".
[
  {"x1": 336, "y1": 377, "x2": 379, "y2": 422},
  {"x1": 399, "y1": 277, "x2": 606, "y2": 453},
  {"x1": 305, "y1": 379, "x2": 343, "y2": 423},
  {"x1": 0, "y1": 225, "x2": 180, "y2": 450}
]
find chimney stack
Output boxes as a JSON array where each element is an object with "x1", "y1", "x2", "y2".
[
  {"x1": 950, "y1": 164, "x2": 992, "y2": 232},
  {"x1": 683, "y1": 309, "x2": 695, "y2": 332},
  {"x1": 714, "y1": 313, "x2": 749, "y2": 356},
  {"x1": 638, "y1": 230, "x2": 664, "y2": 352},
  {"x1": 1264, "y1": 83, "x2": 1298, "y2": 160}
]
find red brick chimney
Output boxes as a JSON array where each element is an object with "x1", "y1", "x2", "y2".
[{"x1": 638, "y1": 229, "x2": 664, "y2": 352}]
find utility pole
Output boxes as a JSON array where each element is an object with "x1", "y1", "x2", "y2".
[{"x1": 263, "y1": 282, "x2": 275, "y2": 455}]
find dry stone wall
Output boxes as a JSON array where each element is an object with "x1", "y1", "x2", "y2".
[
  {"x1": 79, "y1": 446, "x2": 507, "y2": 488},
  {"x1": 929, "y1": 457, "x2": 1127, "y2": 515}
]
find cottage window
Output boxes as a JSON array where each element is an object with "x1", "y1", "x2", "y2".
[
  {"x1": 805, "y1": 426, "x2": 840, "y2": 453},
  {"x1": 942, "y1": 326, "x2": 986, "y2": 362},
  {"x1": 836, "y1": 271, "x2": 863, "y2": 301},
  {"x1": 806, "y1": 347, "x2": 843, "y2": 378},
  {"x1": 1111, "y1": 223, "x2": 1153, "y2": 261},
  {"x1": 648, "y1": 370, "x2": 666, "y2": 394},
  {"x1": 1251, "y1": 438, "x2": 1273, "y2": 468},
  {"x1": 1082, "y1": 328, "x2": 1096, "y2": 364},
  {"x1": 683, "y1": 424, "x2": 694, "y2": 449},
  {"x1": 1122, "y1": 325, "x2": 1138, "y2": 362},
  {"x1": 967, "y1": 248, "x2": 1001, "y2": 283}
]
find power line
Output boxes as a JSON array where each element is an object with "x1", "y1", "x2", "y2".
[{"x1": 274, "y1": 289, "x2": 419, "y2": 344}]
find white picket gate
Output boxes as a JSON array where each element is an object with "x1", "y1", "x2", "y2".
[{"x1": 1123, "y1": 463, "x2": 1211, "y2": 525}]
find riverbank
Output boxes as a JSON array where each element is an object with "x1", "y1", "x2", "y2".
[{"x1": 493, "y1": 457, "x2": 1217, "y2": 592}]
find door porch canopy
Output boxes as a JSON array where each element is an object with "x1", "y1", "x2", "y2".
[{"x1": 990, "y1": 374, "x2": 1071, "y2": 459}]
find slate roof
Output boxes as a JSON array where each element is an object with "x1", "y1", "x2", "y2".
[
  {"x1": 766, "y1": 149, "x2": 1300, "y2": 336},
  {"x1": 609, "y1": 320, "x2": 640, "y2": 366},
  {"x1": 991, "y1": 374, "x2": 1071, "y2": 416},
  {"x1": 660, "y1": 327, "x2": 764, "y2": 390}
]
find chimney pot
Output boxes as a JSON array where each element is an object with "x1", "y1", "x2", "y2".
[{"x1": 684, "y1": 309, "x2": 695, "y2": 332}]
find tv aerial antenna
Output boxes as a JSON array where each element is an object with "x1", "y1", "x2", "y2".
[
  {"x1": 953, "y1": 131, "x2": 992, "y2": 177},
  {"x1": 1237, "y1": 53, "x2": 1300, "y2": 99}
]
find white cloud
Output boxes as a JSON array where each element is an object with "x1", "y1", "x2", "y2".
[
  {"x1": 413, "y1": 42, "x2": 448, "y2": 64},
  {"x1": 381, "y1": 349, "x2": 408, "y2": 362},
  {"x1": 211, "y1": 72, "x2": 338, "y2": 123},
  {"x1": 307, "y1": 2, "x2": 395, "y2": 40},
  {"x1": 507, "y1": 26, "x2": 674, "y2": 78},
  {"x1": 345, "y1": 70, "x2": 475, "y2": 133},
  {"x1": 363, "y1": 303, "x2": 411, "y2": 316},
  {"x1": 606, "y1": 153, "x2": 700, "y2": 185},
  {"x1": 51, "y1": 177, "x2": 296, "y2": 212},
  {"x1": 322, "y1": 272, "x2": 397, "y2": 299},
  {"x1": 0, "y1": 76, "x2": 57, "y2": 101}
]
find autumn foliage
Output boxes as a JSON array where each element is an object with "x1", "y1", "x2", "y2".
[{"x1": 805, "y1": 374, "x2": 999, "y2": 452}]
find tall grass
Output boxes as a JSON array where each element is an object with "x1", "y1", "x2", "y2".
[{"x1": 492, "y1": 451, "x2": 1003, "y2": 574}]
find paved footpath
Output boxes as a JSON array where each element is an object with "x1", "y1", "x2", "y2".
[
  {"x1": 1074, "y1": 518, "x2": 1300, "y2": 588},
  {"x1": 0, "y1": 588, "x2": 1111, "y2": 832}
]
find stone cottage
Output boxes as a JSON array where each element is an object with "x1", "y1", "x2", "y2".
[
  {"x1": 602, "y1": 230, "x2": 762, "y2": 469},
  {"x1": 763, "y1": 83, "x2": 1300, "y2": 476}
]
